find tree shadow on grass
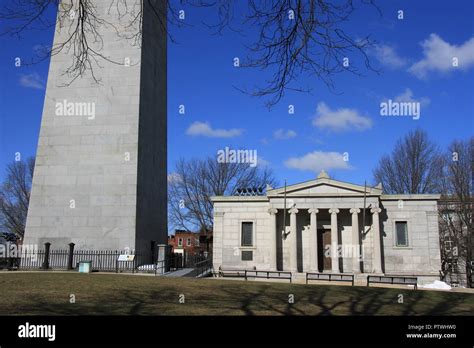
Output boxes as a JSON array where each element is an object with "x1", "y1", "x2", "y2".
[{"x1": 4, "y1": 275, "x2": 473, "y2": 316}]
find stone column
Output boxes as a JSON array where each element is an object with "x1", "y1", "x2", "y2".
[
  {"x1": 289, "y1": 207, "x2": 299, "y2": 272},
  {"x1": 268, "y1": 208, "x2": 278, "y2": 271},
  {"x1": 350, "y1": 208, "x2": 361, "y2": 273},
  {"x1": 157, "y1": 244, "x2": 171, "y2": 274},
  {"x1": 328, "y1": 208, "x2": 339, "y2": 273},
  {"x1": 308, "y1": 208, "x2": 319, "y2": 272},
  {"x1": 371, "y1": 207, "x2": 383, "y2": 274},
  {"x1": 212, "y1": 211, "x2": 225, "y2": 270}
]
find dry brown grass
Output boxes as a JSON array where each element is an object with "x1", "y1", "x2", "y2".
[{"x1": 0, "y1": 272, "x2": 472, "y2": 315}]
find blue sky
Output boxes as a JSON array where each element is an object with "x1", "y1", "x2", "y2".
[{"x1": 0, "y1": 0, "x2": 473, "y2": 188}]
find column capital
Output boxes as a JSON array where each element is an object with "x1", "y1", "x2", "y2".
[
  {"x1": 370, "y1": 207, "x2": 382, "y2": 214},
  {"x1": 308, "y1": 208, "x2": 319, "y2": 214},
  {"x1": 350, "y1": 208, "x2": 361, "y2": 214},
  {"x1": 268, "y1": 208, "x2": 278, "y2": 215},
  {"x1": 289, "y1": 207, "x2": 299, "y2": 215},
  {"x1": 328, "y1": 208, "x2": 339, "y2": 215}
]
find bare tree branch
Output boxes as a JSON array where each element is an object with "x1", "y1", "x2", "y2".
[
  {"x1": 168, "y1": 156, "x2": 276, "y2": 233},
  {"x1": 0, "y1": 0, "x2": 380, "y2": 106},
  {"x1": 373, "y1": 129, "x2": 445, "y2": 194}
]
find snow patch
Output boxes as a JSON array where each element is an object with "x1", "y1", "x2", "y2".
[{"x1": 420, "y1": 280, "x2": 451, "y2": 290}]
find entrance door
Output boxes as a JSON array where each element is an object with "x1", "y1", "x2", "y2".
[{"x1": 317, "y1": 229, "x2": 332, "y2": 271}]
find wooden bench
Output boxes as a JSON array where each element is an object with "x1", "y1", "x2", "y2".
[
  {"x1": 306, "y1": 272, "x2": 354, "y2": 286},
  {"x1": 367, "y1": 275, "x2": 418, "y2": 290},
  {"x1": 218, "y1": 268, "x2": 292, "y2": 283},
  {"x1": 218, "y1": 269, "x2": 248, "y2": 278}
]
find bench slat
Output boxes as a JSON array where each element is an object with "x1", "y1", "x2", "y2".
[
  {"x1": 367, "y1": 275, "x2": 417, "y2": 289},
  {"x1": 218, "y1": 269, "x2": 292, "y2": 283},
  {"x1": 306, "y1": 272, "x2": 354, "y2": 286}
]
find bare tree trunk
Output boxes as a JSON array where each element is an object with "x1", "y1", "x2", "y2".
[{"x1": 0, "y1": 157, "x2": 35, "y2": 242}]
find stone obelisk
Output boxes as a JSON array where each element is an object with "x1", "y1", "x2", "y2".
[{"x1": 23, "y1": 0, "x2": 167, "y2": 258}]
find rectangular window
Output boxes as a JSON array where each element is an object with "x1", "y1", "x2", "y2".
[
  {"x1": 395, "y1": 222, "x2": 408, "y2": 247},
  {"x1": 241, "y1": 222, "x2": 253, "y2": 247},
  {"x1": 187, "y1": 238, "x2": 191, "y2": 246},
  {"x1": 178, "y1": 238, "x2": 183, "y2": 247},
  {"x1": 195, "y1": 238, "x2": 200, "y2": 247},
  {"x1": 241, "y1": 251, "x2": 253, "y2": 261}
]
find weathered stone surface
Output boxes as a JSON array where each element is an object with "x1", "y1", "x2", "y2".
[
  {"x1": 24, "y1": 0, "x2": 167, "y2": 258},
  {"x1": 211, "y1": 174, "x2": 441, "y2": 282}
]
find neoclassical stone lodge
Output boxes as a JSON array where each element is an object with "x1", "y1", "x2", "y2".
[{"x1": 211, "y1": 171, "x2": 441, "y2": 283}]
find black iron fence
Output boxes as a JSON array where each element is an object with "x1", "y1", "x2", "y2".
[
  {"x1": 1, "y1": 243, "x2": 212, "y2": 277},
  {"x1": 13, "y1": 248, "x2": 147, "y2": 272},
  {"x1": 194, "y1": 258, "x2": 212, "y2": 278}
]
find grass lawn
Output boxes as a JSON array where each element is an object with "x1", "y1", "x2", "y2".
[{"x1": 0, "y1": 272, "x2": 472, "y2": 315}]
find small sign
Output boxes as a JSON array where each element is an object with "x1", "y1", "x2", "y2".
[{"x1": 118, "y1": 254, "x2": 135, "y2": 262}]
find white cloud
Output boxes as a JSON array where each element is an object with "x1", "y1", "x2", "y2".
[
  {"x1": 312, "y1": 102, "x2": 372, "y2": 132},
  {"x1": 167, "y1": 173, "x2": 182, "y2": 183},
  {"x1": 374, "y1": 44, "x2": 407, "y2": 69},
  {"x1": 393, "y1": 88, "x2": 430, "y2": 106},
  {"x1": 284, "y1": 151, "x2": 352, "y2": 173},
  {"x1": 19, "y1": 73, "x2": 43, "y2": 89},
  {"x1": 273, "y1": 129, "x2": 297, "y2": 140},
  {"x1": 257, "y1": 156, "x2": 271, "y2": 167},
  {"x1": 409, "y1": 34, "x2": 474, "y2": 78},
  {"x1": 186, "y1": 121, "x2": 243, "y2": 138}
]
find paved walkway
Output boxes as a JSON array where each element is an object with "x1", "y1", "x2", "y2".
[{"x1": 162, "y1": 268, "x2": 195, "y2": 277}]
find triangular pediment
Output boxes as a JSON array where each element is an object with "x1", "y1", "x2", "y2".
[{"x1": 267, "y1": 177, "x2": 382, "y2": 196}]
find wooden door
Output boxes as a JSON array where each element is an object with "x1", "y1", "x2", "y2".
[
  {"x1": 322, "y1": 230, "x2": 332, "y2": 271},
  {"x1": 317, "y1": 229, "x2": 332, "y2": 271}
]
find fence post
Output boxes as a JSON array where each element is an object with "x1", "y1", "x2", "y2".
[
  {"x1": 67, "y1": 243, "x2": 75, "y2": 270},
  {"x1": 150, "y1": 240, "x2": 156, "y2": 264},
  {"x1": 42, "y1": 242, "x2": 51, "y2": 270}
]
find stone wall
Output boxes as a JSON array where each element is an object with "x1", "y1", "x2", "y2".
[
  {"x1": 213, "y1": 196, "x2": 441, "y2": 282},
  {"x1": 381, "y1": 198, "x2": 441, "y2": 279},
  {"x1": 213, "y1": 201, "x2": 271, "y2": 270}
]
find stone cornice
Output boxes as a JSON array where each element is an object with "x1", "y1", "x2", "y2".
[
  {"x1": 210, "y1": 196, "x2": 269, "y2": 202},
  {"x1": 267, "y1": 178, "x2": 382, "y2": 196},
  {"x1": 380, "y1": 194, "x2": 440, "y2": 200},
  {"x1": 267, "y1": 193, "x2": 381, "y2": 198}
]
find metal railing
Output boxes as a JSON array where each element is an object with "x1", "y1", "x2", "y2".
[
  {"x1": 306, "y1": 272, "x2": 354, "y2": 286},
  {"x1": 218, "y1": 268, "x2": 292, "y2": 283},
  {"x1": 367, "y1": 275, "x2": 418, "y2": 290},
  {"x1": 194, "y1": 258, "x2": 212, "y2": 278},
  {"x1": 2, "y1": 245, "x2": 213, "y2": 279}
]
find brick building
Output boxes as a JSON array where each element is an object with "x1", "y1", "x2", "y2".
[{"x1": 168, "y1": 230, "x2": 213, "y2": 257}]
